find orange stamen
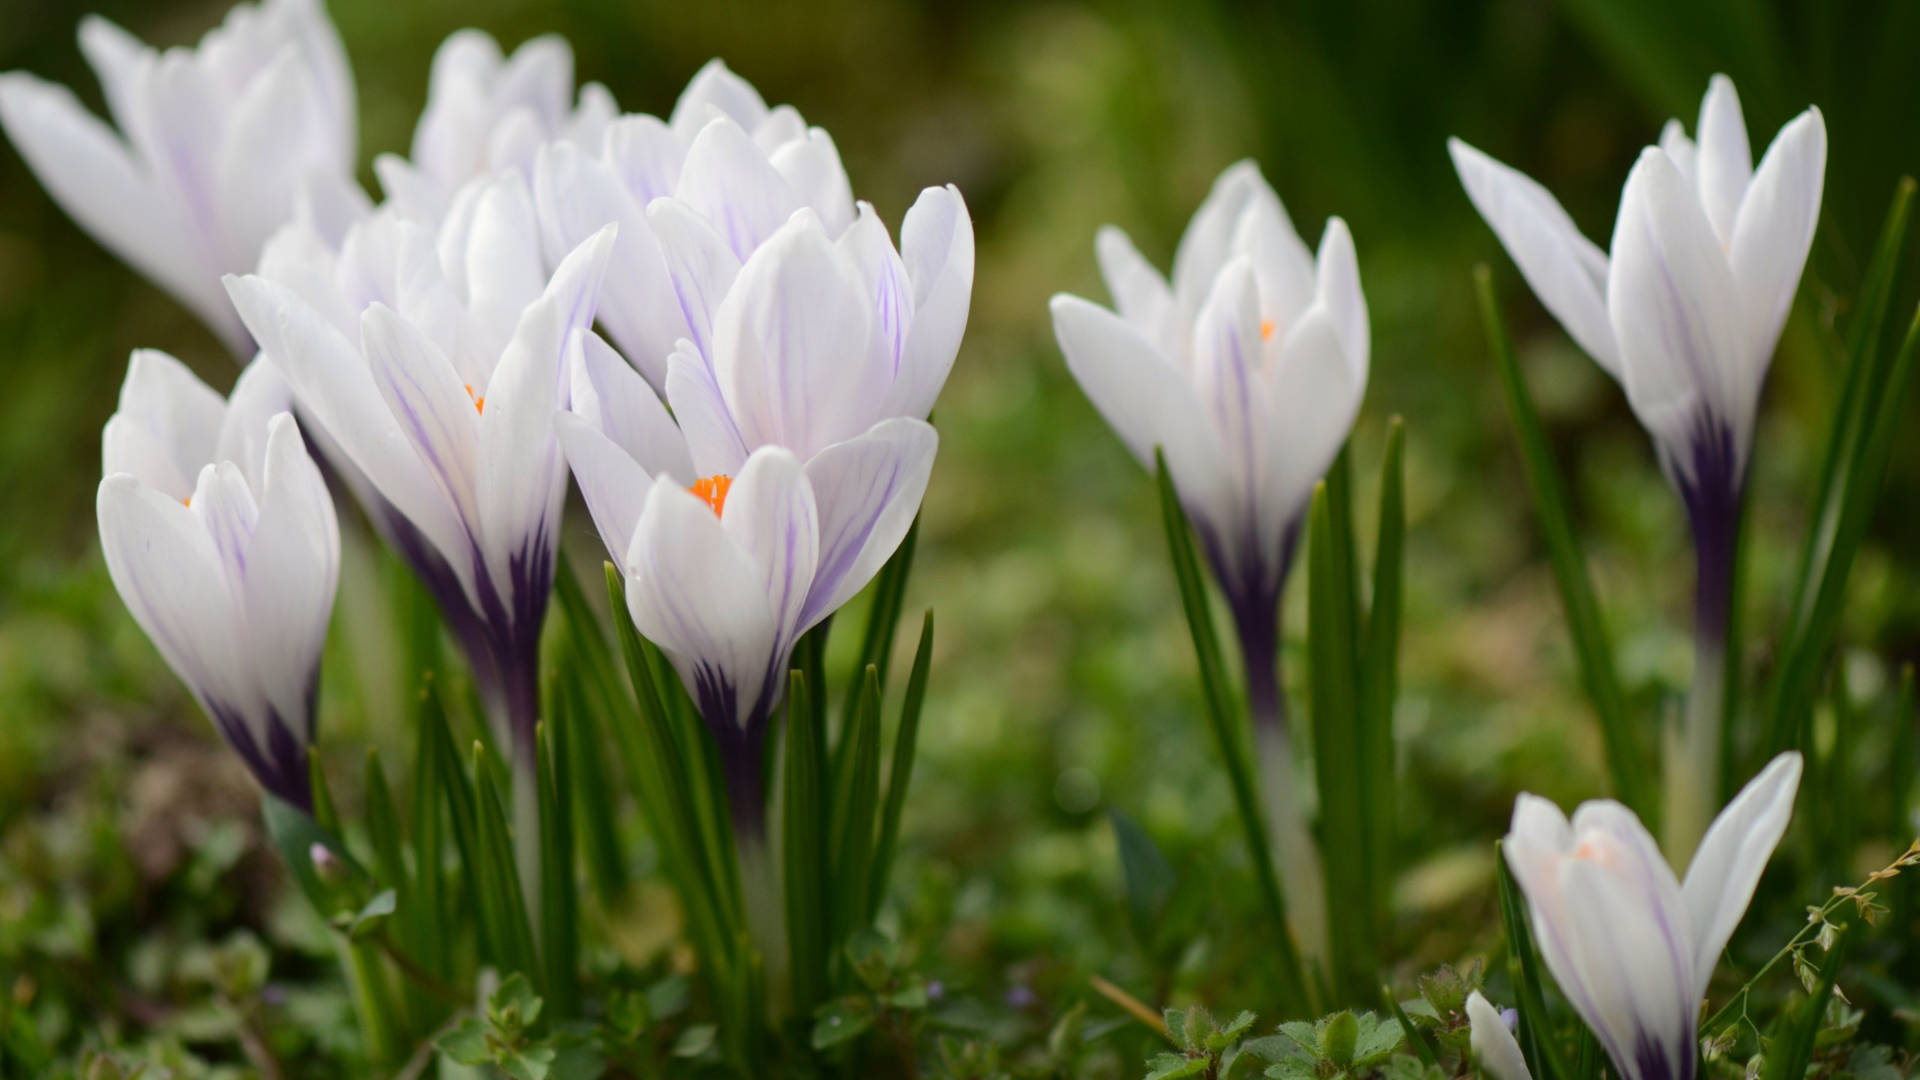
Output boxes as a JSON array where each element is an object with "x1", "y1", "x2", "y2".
[
  {"x1": 689, "y1": 475, "x2": 733, "y2": 517},
  {"x1": 465, "y1": 384, "x2": 485, "y2": 415},
  {"x1": 1260, "y1": 318, "x2": 1276, "y2": 341}
]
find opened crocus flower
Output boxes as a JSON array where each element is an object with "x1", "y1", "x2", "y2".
[
  {"x1": 560, "y1": 208, "x2": 939, "y2": 994},
  {"x1": 563, "y1": 211, "x2": 939, "y2": 813},
  {"x1": 226, "y1": 173, "x2": 616, "y2": 766},
  {"x1": 98, "y1": 351, "x2": 340, "y2": 811},
  {"x1": 1467, "y1": 991, "x2": 1532, "y2": 1080},
  {"x1": 533, "y1": 58, "x2": 973, "y2": 394},
  {"x1": 1050, "y1": 159, "x2": 1369, "y2": 966},
  {"x1": 376, "y1": 30, "x2": 615, "y2": 226},
  {"x1": 0, "y1": 0, "x2": 355, "y2": 357},
  {"x1": 1504, "y1": 751, "x2": 1802, "y2": 1080},
  {"x1": 1450, "y1": 75, "x2": 1825, "y2": 858}
]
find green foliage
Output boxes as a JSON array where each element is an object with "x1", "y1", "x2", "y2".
[{"x1": 435, "y1": 974, "x2": 605, "y2": 1080}]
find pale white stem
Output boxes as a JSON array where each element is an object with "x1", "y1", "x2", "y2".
[
  {"x1": 1664, "y1": 637, "x2": 1725, "y2": 868},
  {"x1": 736, "y1": 832, "x2": 790, "y2": 1021},
  {"x1": 1256, "y1": 722, "x2": 1330, "y2": 977}
]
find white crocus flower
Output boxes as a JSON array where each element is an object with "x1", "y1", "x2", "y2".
[
  {"x1": 376, "y1": 30, "x2": 615, "y2": 225},
  {"x1": 558, "y1": 198, "x2": 941, "y2": 1007},
  {"x1": 1451, "y1": 75, "x2": 1826, "y2": 860},
  {"x1": 1049, "y1": 159, "x2": 1369, "y2": 970},
  {"x1": 0, "y1": 0, "x2": 355, "y2": 357},
  {"x1": 98, "y1": 350, "x2": 340, "y2": 811},
  {"x1": 1467, "y1": 992, "x2": 1532, "y2": 1080},
  {"x1": 1504, "y1": 751, "x2": 1803, "y2": 1080},
  {"x1": 225, "y1": 173, "x2": 616, "y2": 763},
  {"x1": 561, "y1": 211, "x2": 939, "y2": 757},
  {"x1": 533, "y1": 58, "x2": 974, "y2": 395}
]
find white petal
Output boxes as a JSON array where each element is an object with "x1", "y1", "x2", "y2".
[
  {"x1": 215, "y1": 358, "x2": 294, "y2": 489},
  {"x1": 243, "y1": 412, "x2": 339, "y2": 726},
  {"x1": 1263, "y1": 307, "x2": 1362, "y2": 560},
  {"x1": 1659, "y1": 119, "x2": 1698, "y2": 192},
  {"x1": 666, "y1": 343, "x2": 749, "y2": 478},
  {"x1": 557, "y1": 409, "x2": 653, "y2": 570},
  {"x1": 1728, "y1": 108, "x2": 1825, "y2": 366},
  {"x1": 799, "y1": 418, "x2": 937, "y2": 628},
  {"x1": 458, "y1": 173, "x2": 546, "y2": 350},
  {"x1": 565, "y1": 82, "x2": 617, "y2": 151},
  {"x1": 625, "y1": 477, "x2": 778, "y2": 728},
  {"x1": 669, "y1": 58, "x2": 769, "y2": 143},
  {"x1": 292, "y1": 170, "x2": 372, "y2": 248},
  {"x1": 1095, "y1": 224, "x2": 1176, "y2": 354},
  {"x1": 674, "y1": 115, "x2": 801, "y2": 260},
  {"x1": 1694, "y1": 74, "x2": 1752, "y2": 248},
  {"x1": 1232, "y1": 176, "x2": 1318, "y2": 343},
  {"x1": 361, "y1": 303, "x2": 482, "y2": 536},
  {"x1": 1449, "y1": 137, "x2": 1618, "y2": 375},
  {"x1": 1191, "y1": 257, "x2": 1268, "y2": 533},
  {"x1": 889, "y1": 184, "x2": 975, "y2": 419},
  {"x1": 712, "y1": 212, "x2": 888, "y2": 459},
  {"x1": 475, "y1": 224, "x2": 615, "y2": 616},
  {"x1": 533, "y1": 141, "x2": 679, "y2": 388},
  {"x1": 189, "y1": 460, "x2": 260, "y2": 602},
  {"x1": 1048, "y1": 293, "x2": 1228, "y2": 514},
  {"x1": 751, "y1": 104, "x2": 806, "y2": 153},
  {"x1": 214, "y1": 49, "x2": 334, "y2": 274},
  {"x1": 494, "y1": 34, "x2": 573, "y2": 131},
  {"x1": 1170, "y1": 160, "x2": 1266, "y2": 322},
  {"x1": 770, "y1": 127, "x2": 856, "y2": 236},
  {"x1": 1553, "y1": 853, "x2": 1695, "y2": 1080},
  {"x1": 1681, "y1": 751, "x2": 1802, "y2": 994},
  {"x1": 105, "y1": 348, "x2": 225, "y2": 490},
  {"x1": 373, "y1": 152, "x2": 446, "y2": 224},
  {"x1": 98, "y1": 473, "x2": 250, "y2": 717},
  {"x1": 1466, "y1": 992, "x2": 1532, "y2": 1080},
  {"x1": 1608, "y1": 147, "x2": 1748, "y2": 466},
  {"x1": 278, "y1": 0, "x2": 356, "y2": 166},
  {"x1": 225, "y1": 272, "x2": 477, "y2": 601},
  {"x1": 604, "y1": 112, "x2": 683, "y2": 204},
  {"x1": 722, "y1": 446, "x2": 820, "y2": 657},
  {"x1": 646, "y1": 195, "x2": 743, "y2": 360},
  {"x1": 0, "y1": 73, "x2": 243, "y2": 353},
  {"x1": 571, "y1": 329, "x2": 692, "y2": 481},
  {"x1": 837, "y1": 202, "x2": 913, "y2": 374},
  {"x1": 1313, "y1": 218, "x2": 1369, "y2": 384},
  {"x1": 75, "y1": 15, "x2": 152, "y2": 138}
]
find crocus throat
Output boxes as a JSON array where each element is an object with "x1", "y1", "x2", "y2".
[
  {"x1": 689, "y1": 475, "x2": 733, "y2": 517},
  {"x1": 464, "y1": 384, "x2": 485, "y2": 415},
  {"x1": 1260, "y1": 318, "x2": 1276, "y2": 341}
]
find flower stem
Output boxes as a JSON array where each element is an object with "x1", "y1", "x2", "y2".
[
  {"x1": 1237, "y1": 600, "x2": 1330, "y2": 988},
  {"x1": 1667, "y1": 478, "x2": 1739, "y2": 865},
  {"x1": 718, "y1": 723, "x2": 787, "y2": 1021}
]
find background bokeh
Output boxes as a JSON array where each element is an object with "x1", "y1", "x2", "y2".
[{"x1": 5, "y1": 0, "x2": 1920, "y2": 1062}]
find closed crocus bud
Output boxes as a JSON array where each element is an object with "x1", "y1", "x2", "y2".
[
  {"x1": 226, "y1": 174, "x2": 617, "y2": 763},
  {"x1": 1466, "y1": 991, "x2": 1532, "y2": 1080},
  {"x1": 1451, "y1": 75, "x2": 1825, "y2": 860},
  {"x1": 376, "y1": 30, "x2": 616, "y2": 225},
  {"x1": 97, "y1": 351, "x2": 340, "y2": 810},
  {"x1": 0, "y1": 0, "x2": 356, "y2": 357},
  {"x1": 1503, "y1": 751, "x2": 1803, "y2": 1080},
  {"x1": 533, "y1": 58, "x2": 974, "y2": 395}
]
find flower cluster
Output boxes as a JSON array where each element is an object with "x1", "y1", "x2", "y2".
[{"x1": 8, "y1": 1, "x2": 971, "y2": 826}]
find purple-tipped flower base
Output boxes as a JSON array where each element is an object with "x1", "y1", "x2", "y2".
[{"x1": 1666, "y1": 413, "x2": 1745, "y2": 863}]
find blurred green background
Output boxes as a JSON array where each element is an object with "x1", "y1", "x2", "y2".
[{"x1": 5, "y1": 0, "x2": 1920, "y2": 1062}]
